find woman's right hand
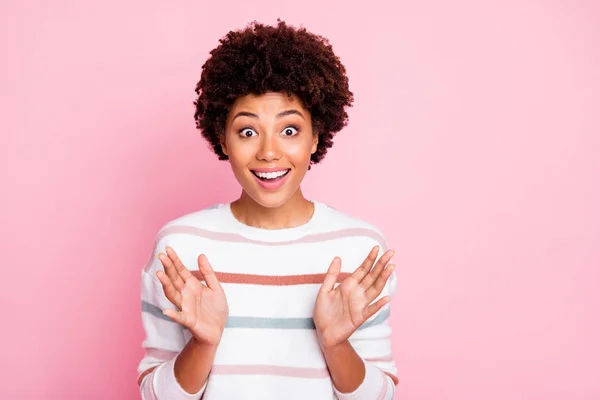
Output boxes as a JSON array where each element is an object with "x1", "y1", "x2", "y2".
[{"x1": 156, "y1": 246, "x2": 229, "y2": 346}]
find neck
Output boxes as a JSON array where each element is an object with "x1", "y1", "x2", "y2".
[{"x1": 230, "y1": 189, "x2": 315, "y2": 230}]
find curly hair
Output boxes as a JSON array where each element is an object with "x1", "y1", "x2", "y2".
[{"x1": 193, "y1": 19, "x2": 354, "y2": 165}]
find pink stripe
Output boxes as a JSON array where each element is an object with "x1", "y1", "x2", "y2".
[
  {"x1": 145, "y1": 226, "x2": 387, "y2": 272},
  {"x1": 377, "y1": 370, "x2": 388, "y2": 400},
  {"x1": 211, "y1": 364, "x2": 330, "y2": 379},
  {"x1": 365, "y1": 354, "x2": 394, "y2": 362},
  {"x1": 140, "y1": 368, "x2": 159, "y2": 400},
  {"x1": 144, "y1": 238, "x2": 159, "y2": 272},
  {"x1": 160, "y1": 226, "x2": 385, "y2": 247},
  {"x1": 145, "y1": 348, "x2": 178, "y2": 361}
]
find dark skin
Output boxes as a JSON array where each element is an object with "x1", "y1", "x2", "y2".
[
  {"x1": 139, "y1": 92, "x2": 396, "y2": 394},
  {"x1": 144, "y1": 245, "x2": 395, "y2": 394},
  {"x1": 221, "y1": 92, "x2": 318, "y2": 229},
  {"x1": 314, "y1": 246, "x2": 396, "y2": 392},
  {"x1": 137, "y1": 250, "x2": 226, "y2": 393}
]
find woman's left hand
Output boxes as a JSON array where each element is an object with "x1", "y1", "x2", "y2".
[{"x1": 313, "y1": 246, "x2": 396, "y2": 349}]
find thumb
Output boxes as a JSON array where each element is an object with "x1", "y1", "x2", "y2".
[{"x1": 162, "y1": 307, "x2": 183, "y2": 324}]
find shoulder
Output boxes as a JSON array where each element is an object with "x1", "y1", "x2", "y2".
[
  {"x1": 150, "y1": 202, "x2": 231, "y2": 249},
  {"x1": 316, "y1": 201, "x2": 388, "y2": 249},
  {"x1": 142, "y1": 203, "x2": 228, "y2": 275},
  {"x1": 156, "y1": 203, "x2": 228, "y2": 234},
  {"x1": 317, "y1": 202, "x2": 397, "y2": 297}
]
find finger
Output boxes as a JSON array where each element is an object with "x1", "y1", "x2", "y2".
[
  {"x1": 156, "y1": 269, "x2": 183, "y2": 309},
  {"x1": 366, "y1": 264, "x2": 395, "y2": 302},
  {"x1": 363, "y1": 295, "x2": 391, "y2": 321},
  {"x1": 162, "y1": 307, "x2": 184, "y2": 324},
  {"x1": 360, "y1": 249, "x2": 395, "y2": 289},
  {"x1": 198, "y1": 254, "x2": 222, "y2": 291},
  {"x1": 158, "y1": 250, "x2": 185, "y2": 291},
  {"x1": 320, "y1": 257, "x2": 341, "y2": 293},
  {"x1": 166, "y1": 246, "x2": 194, "y2": 283},
  {"x1": 178, "y1": 282, "x2": 197, "y2": 327},
  {"x1": 351, "y1": 246, "x2": 379, "y2": 282}
]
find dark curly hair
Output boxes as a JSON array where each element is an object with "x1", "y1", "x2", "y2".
[{"x1": 193, "y1": 19, "x2": 354, "y2": 166}]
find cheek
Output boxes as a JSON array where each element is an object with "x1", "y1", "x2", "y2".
[
  {"x1": 227, "y1": 142, "x2": 252, "y2": 164},
  {"x1": 287, "y1": 139, "x2": 315, "y2": 161}
]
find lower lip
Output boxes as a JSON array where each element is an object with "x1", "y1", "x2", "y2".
[{"x1": 252, "y1": 170, "x2": 290, "y2": 191}]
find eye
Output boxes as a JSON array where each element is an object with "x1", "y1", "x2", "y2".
[
  {"x1": 282, "y1": 126, "x2": 299, "y2": 136},
  {"x1": 239, "y1": 127, "x2": 257, "y2": 138}
]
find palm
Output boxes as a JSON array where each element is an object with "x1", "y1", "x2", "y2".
[
  {"x1": 179, "y1": 276, "x2": 229, "y2": 345},
  {"x1": 156, "y1": 247, "x2": 229, "y2": 346},
  {"x1": 314, "y1": 278, "x2": 370, "y2": 342},
  {"x1": 313, "y1": 246, "x2": 396, "y2": 349}
]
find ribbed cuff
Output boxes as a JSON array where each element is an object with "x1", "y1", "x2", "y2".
[
  {"x1": 333, "y1": 360, "x2": 392, "y2": 400},
  {"x1": 153, "y1": 354, "x2": 208, "y2": 399}
]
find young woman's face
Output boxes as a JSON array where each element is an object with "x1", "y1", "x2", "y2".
[{"x1": 221, "y1": 91, "x2": 318, "y2": 208}]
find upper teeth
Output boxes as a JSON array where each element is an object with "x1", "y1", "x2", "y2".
[{"x1": 255, "y1": 170, "x2": 288, "y2": 179}]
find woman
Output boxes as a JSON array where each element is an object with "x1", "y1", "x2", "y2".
[{"x1": 138, "y1": 19, "x2": 398, "y2": 400}]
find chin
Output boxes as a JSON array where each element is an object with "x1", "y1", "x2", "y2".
[
  {"x1": 245, "y1": 190, "x2": 295, "y2": 209},
  {"x1": 244, "y1": 177, "x2": 301, "y2": 209}
]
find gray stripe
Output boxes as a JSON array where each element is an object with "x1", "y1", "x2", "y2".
[
  {"x1": 359, "y1": 307, "x2": 390, "y2": 330},
  {"x1": 227, "y1": 315, "x2": 316, "y2": 329},
  {"x1": 142, "y1": 301, "x2": 389, "y2": 331},
  {"x1": 142, "y1": 300, "x2": 172, "y2": 322}
]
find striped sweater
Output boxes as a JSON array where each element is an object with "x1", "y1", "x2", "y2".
[{"x1": 138, "y1": 200, "x2": 398, "y2": 399}]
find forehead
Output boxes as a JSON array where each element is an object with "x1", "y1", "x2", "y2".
[{"x1": 229, "y1": 91, "x2": 307, "y2": 115}]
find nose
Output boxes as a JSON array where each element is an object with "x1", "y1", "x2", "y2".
[{"x1": 256, "y1": 132, "x2": 282, "y2": 162}]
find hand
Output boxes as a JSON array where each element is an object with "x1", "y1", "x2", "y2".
[
  {"x1": 156, "y1": 246, "x2": 229, "y2": 346},
  {"x1": 313, "y1": 246, "x2": 395, "y2": 349}
]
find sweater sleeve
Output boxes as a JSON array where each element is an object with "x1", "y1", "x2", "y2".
[
  {"x1": 334, "y1": 240, "x2": 399, "y2": 400},
  {"x1": 138, "y1": 232, "x2": 207, "y2": 400},
  {"x1": 333, "y1": 361, "x2": 395, "y2": 400}
]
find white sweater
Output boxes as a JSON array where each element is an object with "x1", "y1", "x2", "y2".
[{"x1": 138, "y1": 200, "x2": 398, "y2": 399}]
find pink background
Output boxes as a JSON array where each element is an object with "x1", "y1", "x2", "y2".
[{"x1": 1, "y1": 0, "x2": 599, "y2": 398}]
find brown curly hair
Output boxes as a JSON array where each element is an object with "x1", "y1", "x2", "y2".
[{"x1": 193, "y1": 19, "x2": 354, "y2": 166}]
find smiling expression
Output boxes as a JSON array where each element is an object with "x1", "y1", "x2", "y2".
[{"x1": 221, "y1": 92, "x2": 318, "y2": 208}]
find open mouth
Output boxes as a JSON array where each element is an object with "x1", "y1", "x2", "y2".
[{"x1": 251, "y1": 169, "x2": 291, "y2": 181}]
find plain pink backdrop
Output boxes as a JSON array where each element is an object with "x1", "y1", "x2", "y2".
[{"x1": 1, "y1": 0, "x2": 599, "y2": 399}]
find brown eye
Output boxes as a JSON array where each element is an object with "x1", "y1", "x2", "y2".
[
  {"x1": 282, "y1": 126, "x2": 299, "y2": 136},
  {"x1": 239, "y1": 128, "x2": 257, "y2": 138}
]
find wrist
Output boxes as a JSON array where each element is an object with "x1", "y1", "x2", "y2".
[
  {"x1": 317, "y1": 330, "x2": 348, "y2": 352},
  {"x1": 191, "y1": 335, "x2": 221, "y2": 351}
]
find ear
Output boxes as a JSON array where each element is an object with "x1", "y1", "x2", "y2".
[
  {"x1": 311, "y1": 131, "x2": 319, "y2": 154},
  {"x1": 220, "y1": 134, "x2": 228, "y2": 156}
]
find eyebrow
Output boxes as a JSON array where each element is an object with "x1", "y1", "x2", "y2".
[{"x1": 232, "y1": 109, "x2": 305, "y2": 122}]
